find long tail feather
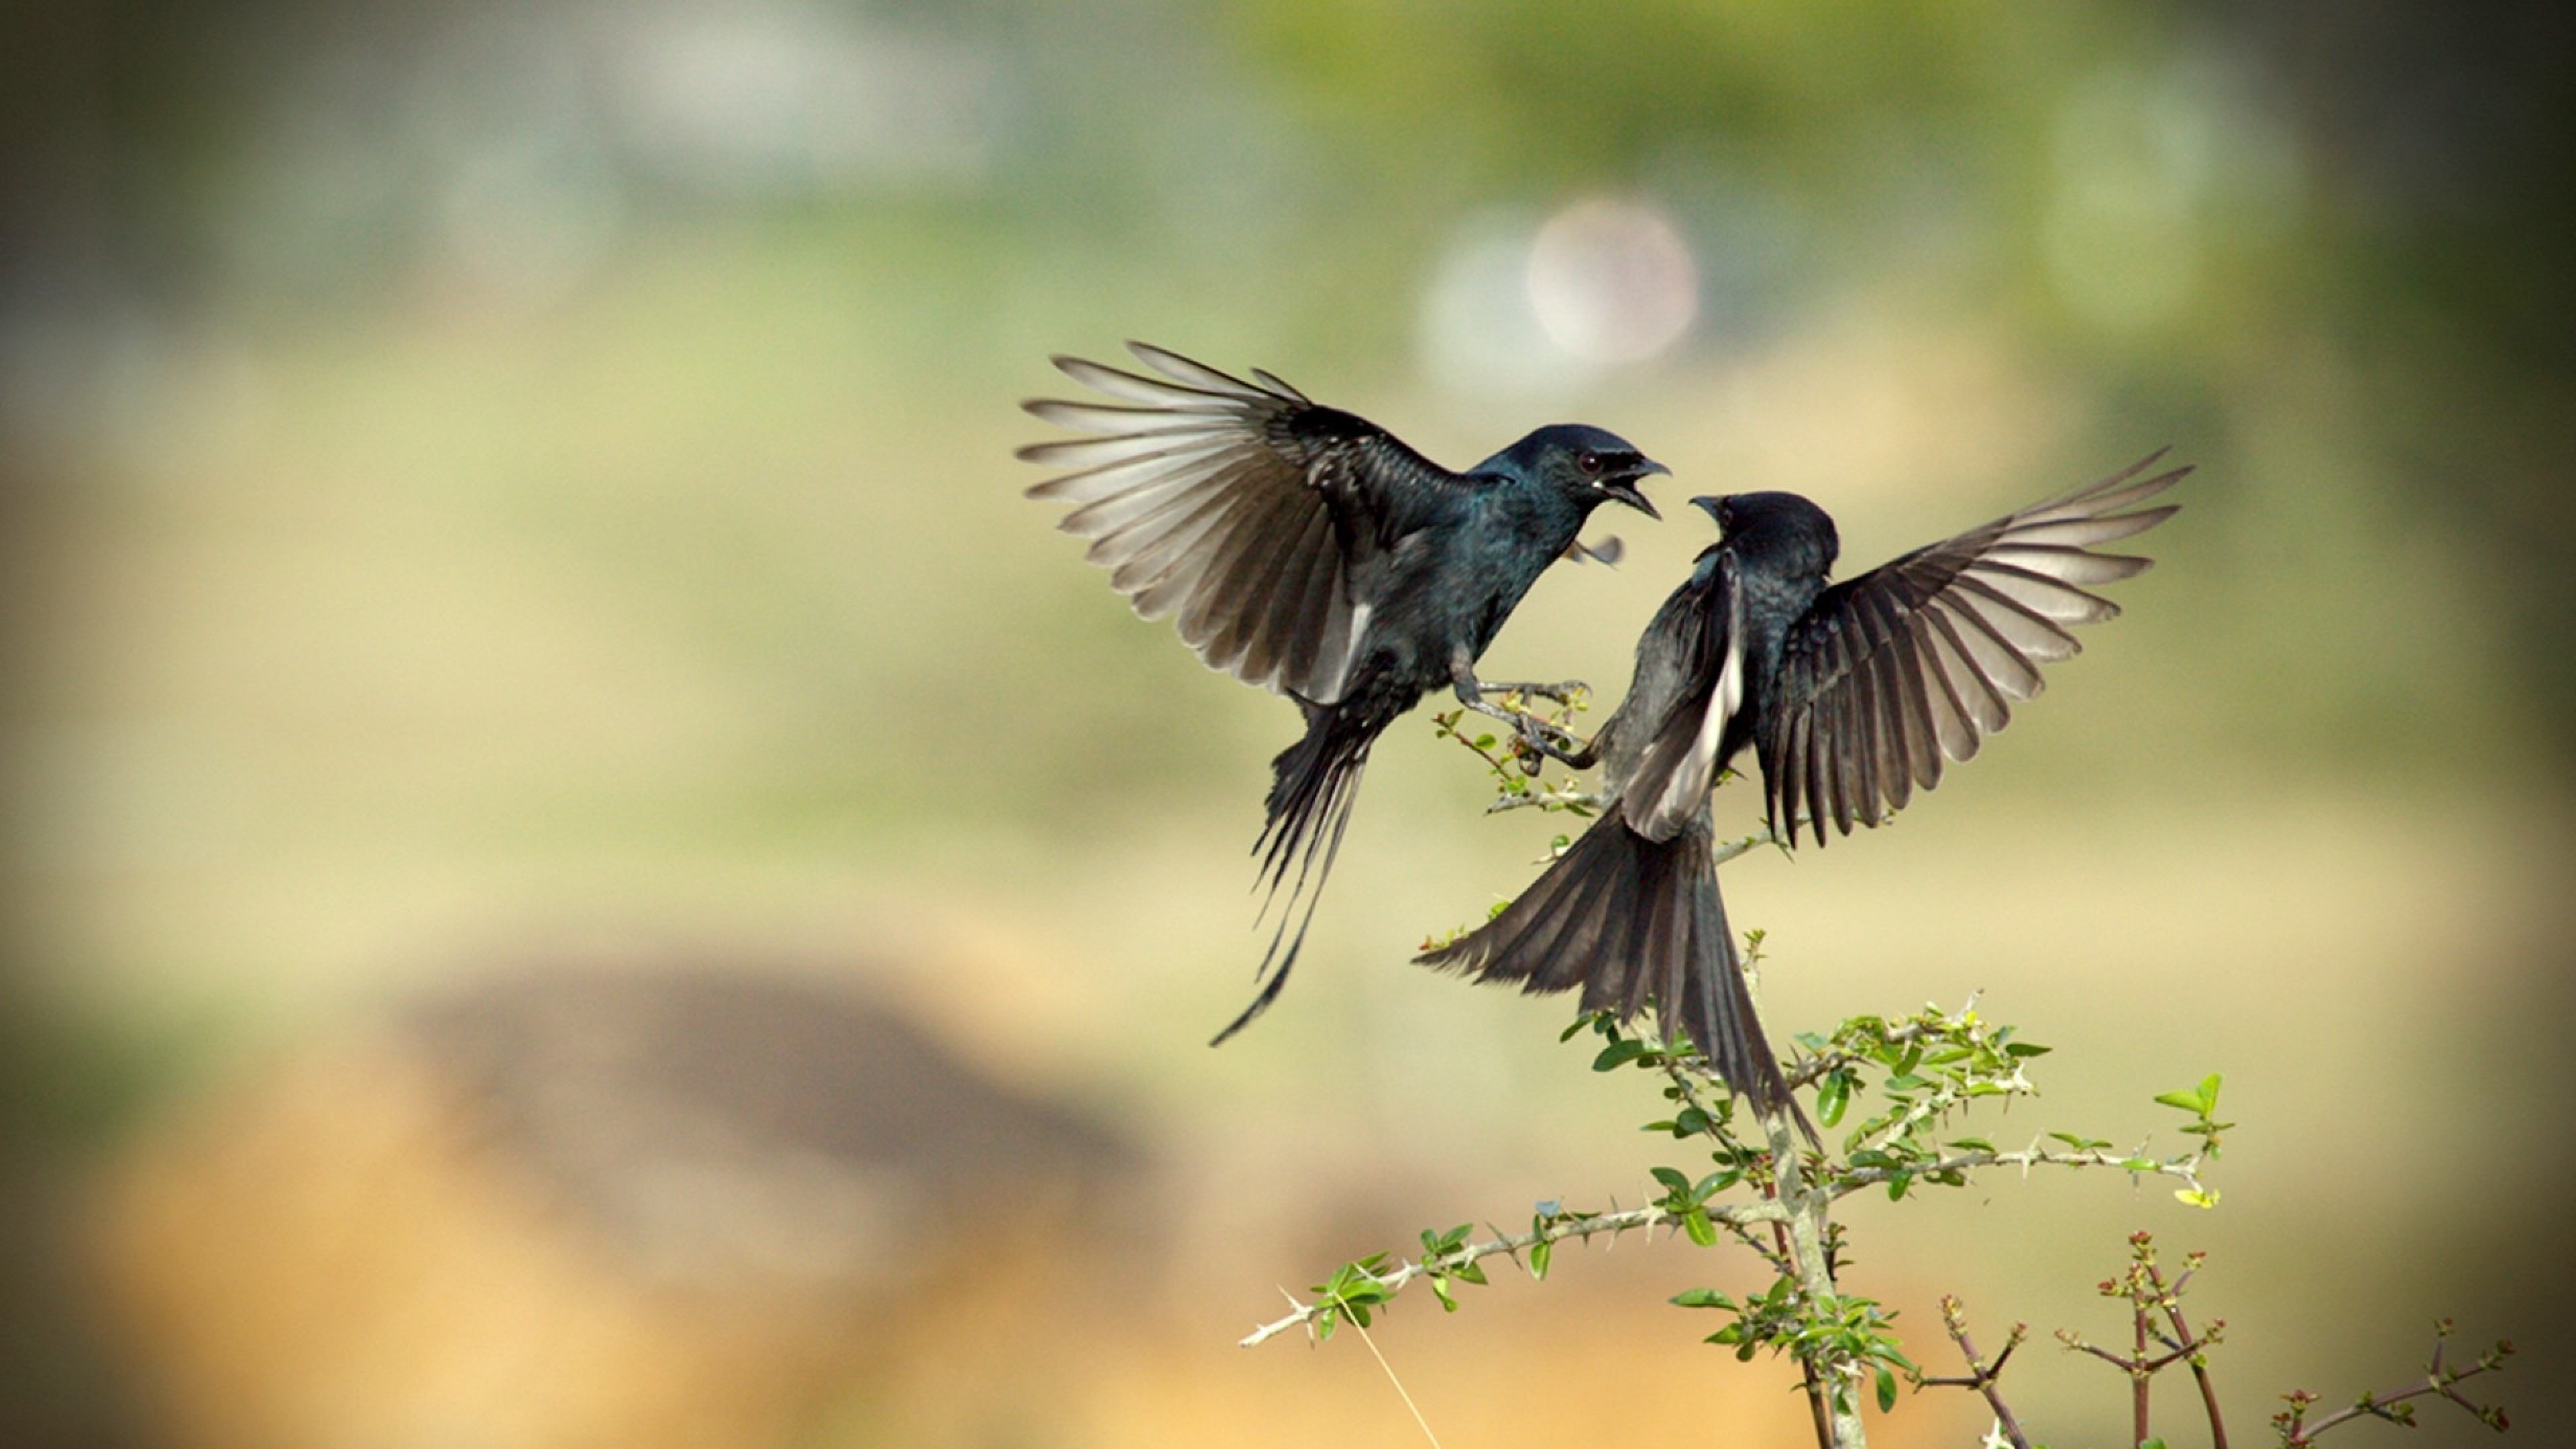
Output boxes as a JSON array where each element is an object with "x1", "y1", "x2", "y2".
[
  {"x1": 1211, "y1": 700, "x2": 1374, "y2": 1044},
  {"x1": 1416, "y1": 804, "x2": 1809, "y2": 1139}
]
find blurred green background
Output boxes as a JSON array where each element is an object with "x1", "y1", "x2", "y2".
[{"x1": 4, "y1": 3, "x2": 2571, "y2": 1446}]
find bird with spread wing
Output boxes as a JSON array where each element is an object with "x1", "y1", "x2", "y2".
[
  {"x1": 1020, "y1": 343, "x2": 1666, "y2": 1042},
  {"x1": 1417, "y1": 452, "x2": 2187, "y2": 1130}
]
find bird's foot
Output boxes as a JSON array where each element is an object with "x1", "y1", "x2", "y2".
[{"x1": 1511, "y1": 713, "x2": 1593, "y2": 767}]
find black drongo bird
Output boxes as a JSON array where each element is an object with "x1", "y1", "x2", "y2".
[
  {"x1": 1018, "y1": 343, "x2": 1667, "y2": 1042},
  {"x1": 1417, "y1": 451, "x2": 2186, "y2": 1124}
]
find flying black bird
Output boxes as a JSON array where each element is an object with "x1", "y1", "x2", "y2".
[
  {"x1": 1417, "y1": 451, "x2": 2186, "y2": 1125},
  {"x1": 1019, "y1": 343, "x2": 1667, "y2": 1043}
]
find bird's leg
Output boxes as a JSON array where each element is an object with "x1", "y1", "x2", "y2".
[{"x1": 1451, "y1": 668, "x2": 1597, "y2": 768}]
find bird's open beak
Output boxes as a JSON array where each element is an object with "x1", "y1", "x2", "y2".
[{"x1": 1604, "y1": 459, "x2": 1668, "y2": 519}]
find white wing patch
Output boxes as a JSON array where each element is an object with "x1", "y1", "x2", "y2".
[
  {"x1": 1308, "y1": 598, "x2": 1371, "y2": 705},
  {"x1": 1640, "y1": 559, "x2": 1745, "y2": 840}
]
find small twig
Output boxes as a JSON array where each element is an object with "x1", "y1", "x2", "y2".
[
  {"x1": 1484, "y1": 782, "x2": 1605, "y2": 814},
  {"x1": 2145, "y1": 1254, "x2": 2229, "y2": 1449},
  {"x1": 1709, "y1": 824, "x2": 1780, "y2": 867},
  {"x1": 1921, "y1": 1296, "x2": 2032, "y2": 1449},
  {"x1": 2276, "y1": 1322, "x2": 2514, "y2": 1444}
]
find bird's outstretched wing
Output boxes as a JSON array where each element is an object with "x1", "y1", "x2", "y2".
[
  {"x1": 1758, "y1": 450, "x2": 2187, "y2": 846},
  {"x1": 1020, "y1": 343, "x2": 1461, "y2": 705}
]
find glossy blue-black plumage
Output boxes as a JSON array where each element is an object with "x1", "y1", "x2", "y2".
[
  {"x1": 1421, "y1": 453, "x2": 2185, "y2": 1126},
  {"x1": 1020, "y1": 345, "x2": 1665, "y2": 1042}
]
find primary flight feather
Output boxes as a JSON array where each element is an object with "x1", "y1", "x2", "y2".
[{"x1": 1022, "y1": 343, "x2": 1665, "y2": 1042}]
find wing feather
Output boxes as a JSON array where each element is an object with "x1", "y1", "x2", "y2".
[
  {"x1": 1021, "y1": 343, "x2": 1462, "y2": 702},
  {"x1": 1760, "y1": 451, "x2": 2186, "y2": 843}
]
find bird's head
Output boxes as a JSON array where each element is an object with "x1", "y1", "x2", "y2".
[
  {"x1": 1494, "y1": 425, "x2": 1666, "y2": 518},
  {"x1": 1691, "y1": 490, "x2": 1840, "y2": 576}
]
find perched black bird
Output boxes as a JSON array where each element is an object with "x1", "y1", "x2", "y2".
[
  {"x1": 1019, "y1": 343, "x2": 1666, "y2": 1042},
  {"x1": 1417, "y1": 452, "x2": 2186, "y2": 1126}
]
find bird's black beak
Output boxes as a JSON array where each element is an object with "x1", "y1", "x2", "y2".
[
  {"x1": 1689, "y1": 494, "x2": 1725, "y2": 529},
  {"x1": 1603, "y1": 459, "x2": 1668, "y2": 519}
]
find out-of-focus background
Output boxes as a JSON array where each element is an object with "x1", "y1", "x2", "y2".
[{"x1": 3, "y1": 3, "x2": 2571, "y2": 1446}]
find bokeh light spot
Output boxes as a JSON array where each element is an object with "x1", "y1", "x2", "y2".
[{"x1": 1525, "y1": 199, "x2": 1698, "y2": 364}]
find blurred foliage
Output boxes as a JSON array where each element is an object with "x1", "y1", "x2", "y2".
[{"x1": 3, "y1": 3, "x2": 2573, "y2": 1447}]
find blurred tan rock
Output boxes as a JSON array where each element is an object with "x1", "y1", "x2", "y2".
[{"x1": 88, "y1": 965, "x2": 1142, "y2": 1449}]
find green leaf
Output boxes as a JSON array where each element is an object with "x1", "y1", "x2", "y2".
[
  {"x1": 1529, "y1": 1240, "x2": 1552, "y2": 1281},
  {"x1": 1684, "y1": 1207, "x2": 1717, "y2": 1246},
  {"x1": 1876, "y1": 1366, "x2": 1898, "y2": 1413},
  {"x1": 1670, "y1": 1287, "x2": 1733, "y2": 1309},
  {"x1": 2176, "y1": 1188, "x2": 2220, "y2": 1208},
  {"x1": 1817, "y1": 1069, "x2": 1853, "y2": 1128},
  {"x1": 2048, "y1": 1132, "x2": 2112, "y2": 1152},
  {"x1": 2154, "y1": 1072, "x2": 2223, "y2": 1115},
  {"x1": 1651, "y1": 1166, "x2": 1692, "y2": 1197},
  {"x1": 1593, "y1": 1037, "x2": 1650, "y2": 1071},
  {"x1": 2003, "y1": 1042, "x2": 2051, "y2": 1058}
]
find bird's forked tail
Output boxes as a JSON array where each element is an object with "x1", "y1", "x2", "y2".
[
  {"x1": 1210, "y1": 696, "x2": 1376, "y2": 1045},
  {"x1": 1415, "y1": 804, "x2": 1809, "y2": 1139}
]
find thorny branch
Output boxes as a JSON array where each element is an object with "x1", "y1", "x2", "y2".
[
  {"x1": 1764, "y1": 1103, "x2": 1868, "y2": 1448},
  {"x1": 1238, "y1": 1197, "x2": 1790, "y2": 1348}
]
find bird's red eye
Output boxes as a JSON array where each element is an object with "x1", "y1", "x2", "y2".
[{"x1": 1578, "y1": 451, "x2": 1603, "y2": 474}]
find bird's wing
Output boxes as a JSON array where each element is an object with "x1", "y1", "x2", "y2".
[
  {"x1": 1623, "y1": 553, "x2": 1746, "y2": 844},
  {"x1": 1758, "y1": 449, "x2": 2187, "y2": 847},
  {"x1": 1019, "y1": 343, "x2": 1464, "y2": 704}
]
